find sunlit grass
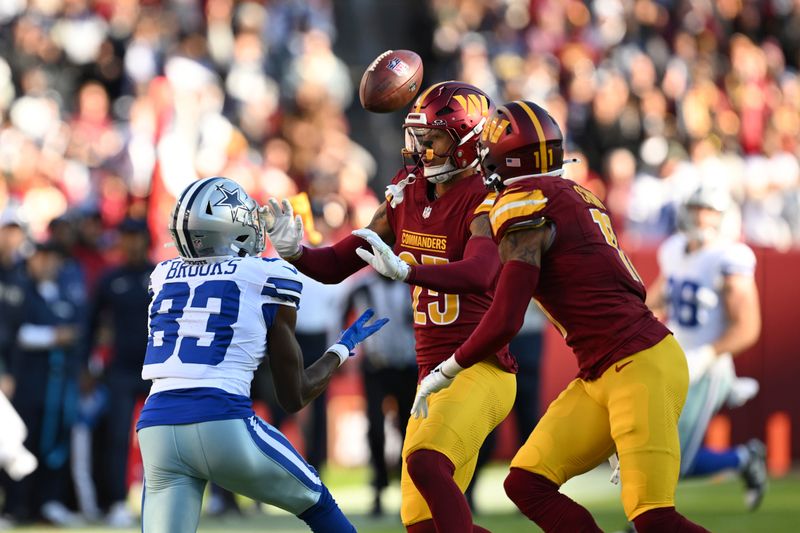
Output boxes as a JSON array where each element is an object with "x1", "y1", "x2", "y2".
[{"x1": 12, "y1": 464, "x2": 800, "y2": 532}]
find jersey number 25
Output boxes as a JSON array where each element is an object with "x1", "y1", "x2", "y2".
[{"x1": 398, "y1": 252, "x2": 459, "y2": 325}]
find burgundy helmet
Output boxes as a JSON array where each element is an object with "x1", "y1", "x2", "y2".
[
  {"x1": 403, "y1": 81, "x2": 494, "y2": 183},
  {"x1": 479, "y1": 100, "x2": 564, "y2": 190}
]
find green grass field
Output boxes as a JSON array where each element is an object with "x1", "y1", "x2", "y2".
[{"x1": 12, "y1": 464, "x2": 800, "y2": 532}]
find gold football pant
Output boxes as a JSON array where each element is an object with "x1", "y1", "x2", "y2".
[
  {"x1": 510, "y1": 334, "x2": 688, "y2": 520},
  {"x1": 400, "y1": 359, "x2": 516, "y2": 526}
]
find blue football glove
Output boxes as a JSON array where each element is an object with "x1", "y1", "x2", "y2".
[{"x1": 327, "y1": 309, "x2": 389, "y2": 366}]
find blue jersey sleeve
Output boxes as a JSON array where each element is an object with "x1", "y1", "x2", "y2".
[{"x1": 261, "y1": 259, "x2": 303, "y2": 308}]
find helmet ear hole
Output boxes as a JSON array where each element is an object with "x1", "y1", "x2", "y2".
[
  {"x1": 235, "y1": 235, "x2": 248, "y2": 243},
  {"x1": 460, "y1": 124, "x2": 467, "y2": 130},
  {"x1": 206, "y1": 203, "x2": 213, "y2": 215}
]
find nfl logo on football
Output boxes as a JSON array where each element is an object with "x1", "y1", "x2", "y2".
[{"x1": 386, "y1": 57, "x2": 410, "y2": 77}]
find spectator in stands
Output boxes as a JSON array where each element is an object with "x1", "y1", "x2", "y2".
[
  {"x1": 466, "y1": 303, "x2": 546, "y2": 513},
  {"x1": 2, "y1": 240, "x2": 86, "y2": 526},
  {"x1": 294, "y1": 270, "x2": 346, "y2": 470},
  {"x1": 0, "y1": 215, "x2": 27, "y2": 395},
  {"x1": 343, "y1": 270, "x2": 417, "y2": 517},
  {"x1": 83, "y1": 217, "x2": 153, "y2": 527}
]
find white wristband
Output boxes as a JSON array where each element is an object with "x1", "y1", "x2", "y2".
[
  {"x1": 440, "y1": 355, "x2": 465, "y2": 378},
  {"x1": 326, "y1": 343, "x2": 351, "y2": 367}
]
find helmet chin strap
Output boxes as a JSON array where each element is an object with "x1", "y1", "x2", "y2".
[
  {"x1": 425, "y1": 158, "x2": 481, "y2": 183},
  {"x1": 494, "y1": 158, "x2": 580, "y2": 187},
  {"x1": 502, "y1": 168, "x2": 565, "y2": 185},
  {"x1": 424, "y1": 160, "x2": 459, "y2": 183},
  {"x1": 424, "y1": 118, "x2": 487, "y2": 184}
]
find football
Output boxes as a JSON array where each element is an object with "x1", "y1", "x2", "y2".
[{"x1": 359, "y1": 49, "x2": 423, "y2": 113}]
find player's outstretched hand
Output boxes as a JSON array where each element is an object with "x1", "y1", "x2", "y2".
[
  {"x1": 410, "y1": 357, "x2": 463, "y2": 419},
  {"x1": 263, "y1": 198, "x2": 303, "y2": 260},
  {"x1": 353, "y1": 228, "x2": 411, "y2": 281},
  {"x1": 326, "y1": 309, "x2": 389, "y2": 367}
]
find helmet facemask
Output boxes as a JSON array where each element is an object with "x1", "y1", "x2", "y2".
[
  {"x1": 403, "y1": 125, "x2": 462, "y2": 183},
  {"x1": 402, "y1": 82, "x2": 492, "y2": 184},
  {"x1": 679, "y1": 185, "x2": 731, "y2": 246},
  {"x1": 681, "y1": 205, "x2": 724, "y2": 245}
]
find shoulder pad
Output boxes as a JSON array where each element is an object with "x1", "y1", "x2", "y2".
[{"x1": 489, "y1": 187, "x2": 548, "y2": 240}]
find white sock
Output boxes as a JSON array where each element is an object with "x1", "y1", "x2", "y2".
[{"x1": 736, "y1": 445, "x2": 750, "y2": 470}]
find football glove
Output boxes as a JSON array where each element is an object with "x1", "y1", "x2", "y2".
[
  {"x1": 352, "y1": 228, "x2": 410, "y2": 281},
  {"x1": 263, "y1": 198, "x2": 304, "y2": 260},
  {"x1": 326, "y1": 309, "x2": 389, "y2": 367},
  {"x1": 685, "y1": 344, "x2": 716, "y2": 384},
  {"x1": 608, "y1": 453, "x2": 620, "y2": 485},
  {"x1": 410, "y1": 355, "x2": 464, "y2": 419},
  {"x1": 2, "y1": 446, "x2": 37, "y2": 481}
]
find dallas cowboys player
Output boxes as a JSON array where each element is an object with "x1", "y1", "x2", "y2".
[
  {"x1": 648, "y1": 184, "x2": 766, "y2": 510},
  {"x1": 136, "y1": 177, "x2": 388, "y2": 533}
]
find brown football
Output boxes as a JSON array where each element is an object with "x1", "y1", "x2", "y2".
[{"x1": 359, "y1": 50, "x2": 423, "y2": 113}]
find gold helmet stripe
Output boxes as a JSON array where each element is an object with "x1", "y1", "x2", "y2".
[
  {"x1": 517, "y1": 100, "x2": 549, "y2": 173},
  {"x1": 413, "y1": 81, "x2": 453, "y2": 113}
]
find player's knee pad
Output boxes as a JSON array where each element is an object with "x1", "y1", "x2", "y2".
[
  {"x1": 297, "y1": 486, "x2": 355, "y2": 533},
  {"x1": 406, "y1": 449, "x2": 455, "y2": 491}
]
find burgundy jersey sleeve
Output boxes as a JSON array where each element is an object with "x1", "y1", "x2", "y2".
[
  {"x1": 388, "y1": 174, "x2": 516, "y2": 377},
  {"x1": 489, "y1": 183, "x2": 550, "y2": 243},
  {"x1": 490, "y1": 177, "x2": 669, "y2": 380}
]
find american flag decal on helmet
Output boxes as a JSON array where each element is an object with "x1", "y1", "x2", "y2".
[{"x1": 506, "y1": 157, "x2": 521, "y2": 167}]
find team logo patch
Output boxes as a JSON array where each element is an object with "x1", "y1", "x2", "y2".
[
  {"x1": 505, "y1": 157, "x2": 521, "y2": 167},
  {"x1": 386, "y1": 57, "x2": 410, "y2": 77},
  {"x1": 213, "y1": 185, "x2": 248, "y2": 222}
]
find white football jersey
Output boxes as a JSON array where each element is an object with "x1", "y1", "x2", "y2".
[
  {"x1": 142, "y1": 256, "x2": 302, "y2": 397},
  {"x1": 657, "y1": 233, "x2": 756, "y2": 350}
]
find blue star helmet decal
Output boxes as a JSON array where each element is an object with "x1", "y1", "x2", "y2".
[{"x1": 213, "y1": 184, "x2": 247, "y2": 222}]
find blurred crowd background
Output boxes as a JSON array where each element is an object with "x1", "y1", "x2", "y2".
[
  {"x1": 0, "y1": 0, "x2": 798, "y2": 527},
  {"x1": 0, "y1": 0, "x2": 798, "y2": 252}
]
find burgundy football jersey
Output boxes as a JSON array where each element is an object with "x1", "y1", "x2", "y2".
[
  {"x1": 489, "y1": 175, "x2": 670, "y2": 380},
  {"x1": 386, "y1": 167, "x2": 516, "y2": 376}
]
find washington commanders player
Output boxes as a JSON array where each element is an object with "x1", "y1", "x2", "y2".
[
  {"x1": 267, "y1": 81, "x2": 517, "y2": 533},
  {"x1": 411, "y1": 101, "x2": 710, "y2": 533}
]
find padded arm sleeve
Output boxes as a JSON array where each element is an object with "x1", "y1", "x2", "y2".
[
  {"x1": 292, "y1": 234, "x2": 367, "y2": 284},
  {"x1": 454, "y1": 260, "x2": 540, "y2": 367},
  {"x1": 405, "y1": 236, "x2": 500, "y2": 294}
]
